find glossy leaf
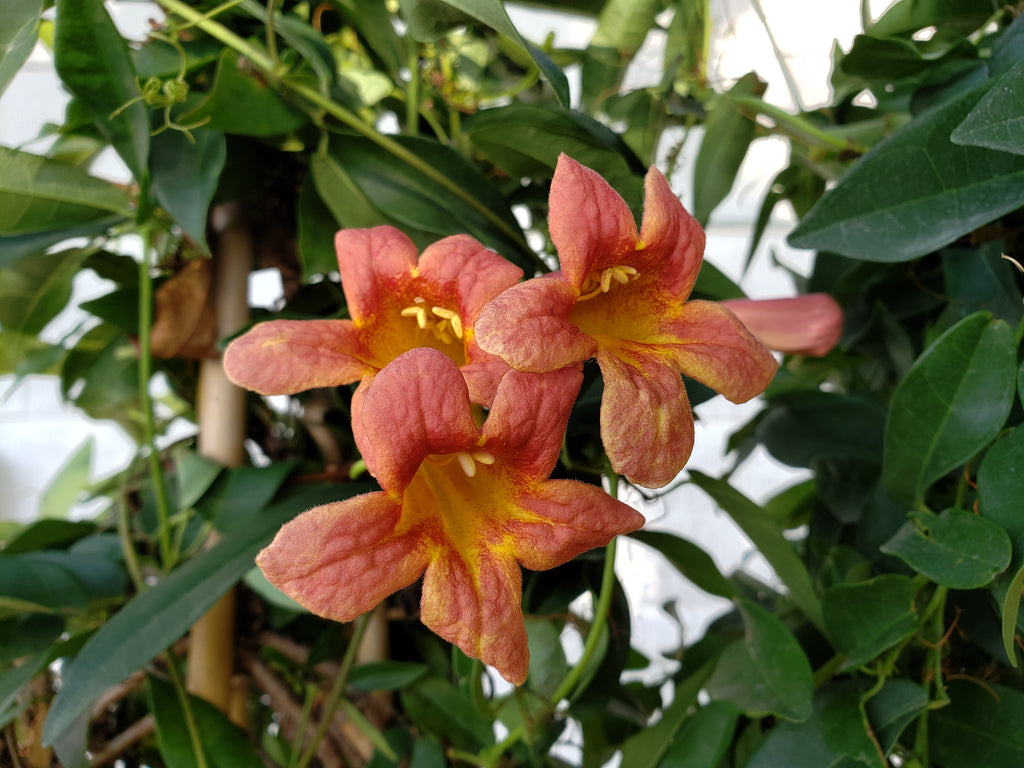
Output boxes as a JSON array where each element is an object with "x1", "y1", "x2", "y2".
[
  {"x1": 41, "y1": 483, "x2": 364, "y2": 747},
  {"x1": 0, "y1": 553, "x2": 90, "y2": 618},
  {"x1": 0, "y1": 146, "x2": 129, "y2": 235},
  {"x1": 658, "y1": 701, "x2": 738, "y2": 768},
  {"x1": 150, "y1": 128, "x2": 226, "y2": 252},
  {"x1": 951, "y1": 58, "x2": 1024, "y2": 155},
  {"x1": 882, "y1": 508, "x2": 1012, "y2": 588},
  {"x1": 53, "y1": 0, "x2": 149, "y2": 182},
  {"x1": 883, "y1": 312, "x2": 1017, "y2": 506},
  {"x1": 931, "y1": 680, "x2": 1024, "y2": 766},
  {"x1": 943, "y1": 243, "x2": 1024, "y2": 326},
  {"x1": 0, "y1": 0, "x2": 41, "y2": 98},
  {"x1": 864, "y1": 678, "x2": 928, "y2": 754},
  {"x1": 707, "y1": 600, "x2": 813, "y2": 722},
  {"x1": 820, "y1": 680, "x2": 883, "y2": 766},
  {"x1": 978, "y1": 426, "x2": 1024, "y2": 540},
  {"x1": 183, "y1": 50, "x2": 309, "y2": 136},
  {"x1": 788, "y1": 85, "x2": 1024, "y2": 261},
  {"x1": 693, "y1": 73, "x2": 764, "y2": 226},
  {"x1": 823, "y1": 575, "x2": 919, "y2": 669},
  {"x1": 148, "y1": 676, "x2": 261, "y2": 768},
  {"x1": 688, "y1": 471, "x2": 824, "y2": 631},
  {"x1": 630, "y1": 530, "x2": 735, "y2": 599},
  {"x1": 993, "y1": 552, "x2": 1024, "y2": 666}
]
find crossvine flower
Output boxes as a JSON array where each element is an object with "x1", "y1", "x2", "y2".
[
  {"x1": 256, "y1": 348, "x2": 644, "y2": 684},
  {"x1": 224, "y1": 225, "x2": 523, "y2": 435},
  {"x1": 720, "y1": 294, "x2": 843, "y2": 357},
  {"x1": 475, "y1": 154, "x2": 778, "y2": 489}
]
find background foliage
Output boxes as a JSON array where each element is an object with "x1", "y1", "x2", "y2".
[{"x1": 1, "y1": 0, "x2": 1023, "y2": 766}]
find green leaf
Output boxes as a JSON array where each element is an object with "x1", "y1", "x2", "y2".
[
  {"x1": 822, "y1": 574, "x2": 919, "y2": 669},
  {"x1": 0, "y1": 615, "x2": 65, "y2": 666},
  {"x1": 978, "y1": 426, "x2": 1024, "y2": 540},
  {"x1": 197, "y1": 460, "x2": 298, "y2": 533},
  {"x1": 864, "y1": 678, "x2": 928, "y2": 755},
  {"x1": 183, "y1": 50, "x2": 309, "y2": 137},
  {"x1": 324, "y1": 134, "x2": 532, "y2": 270},
  {"x1": 693, "y1": 73, "x2": 764, "y2": 226},
  {"x1": 758, "y1": 391, "x2": 886, "y2": 467},
  {"x1": 400, "y1": 0, "x2": 570, "y2": 107},
  {"x1": 992, "y1": 552, "x2": 1024, "y2": 666},
  {"x1": 0, "y1": 650, "x2": 48, "y2": 729},
  {"x1": 951, "y1": 58, "x2": 1024, "y2": 155},
  {"x1": 173, "y1": 448, "x2": 224, "y2": 513},
  {"x1": 788, "y1": 85, "x2": 1024, "y2": 261},
  {"x1": 0, "y1": 247, "x2": 88, "y2": 351},
  {"x1": 349, "y1": 661, "x2": 430, "y2": 692},
  {"x1": 820, "y1": 680, "x2": 883, "y2": 766},
  {"x1": 618, "y1": 660, "x2": 716, "y2": 768},
  {"x1": 38, "y1": 438, "x2": 93, "y2": 520},
  {"x1": 931, "y1": 680, "x2": 1024, "y2": 766},
  {"x1": 688, "y1": 471, "x2": 824, "y2": 632},
  {"x1": 41, "y1": 482, "x2": 367, "y2": 747},
  {"x1": 150, "y1": 128, "x2": 226, "y2": 252},
  {"x1": 54, "y1": 0, "x2": 149, "y2": 182},
  {"x1": 883, "y1": 312, "x2": 1017, "y2": 506},
  {"x1": 148, "y1": 676, "x2": 261, "y2": 768},
  {"x1": 0, "y1": 147, "x2": 130, "y2": 235},
  {"x1": 707, "y1": 600, "x2": 813, "y2": 721},
  {"x1": 525, "y1": 618, "x2": 568, "y2": 699},
  {"x1": 242, "y1": 566, "x2": 306, "y2": 613},
  {"x1": 464, "y1": 104, "x2": 645, "y2": 213},
  {"x1": 400, "y1": 676, "x2": 494, "y2": 751},
  {"x1": 630, "y1": 530, "x2": 735, "y2": 599},
  {"x1": 882, "y1": 508, "x2": 1012, "y2": 589},
  {"x1": 0, "y1": 0, "x2": 42, "y2": 98},
  {"x1": 0, "y1": 216, "x2": 127, "y2": 271},
  {"x1": 0, "y1": 520, "x2": 95, "y2": 555},
  {"x1": 943, "y1": 242, "x2": 1024, "y2": 327},
  {"x1": 658, "y1": 701, "x2": 738, "y2": 768},
  {"x1": 0, "y1": 553, "x2": 91, "y2": 618},
  {"x1": 296, "y1": 172, "x2": 341, "y2": 280},
  {"x1": 868, "y1": 0, "x2": 997, "y2": 37}
]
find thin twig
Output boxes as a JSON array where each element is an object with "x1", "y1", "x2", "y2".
[{"x1": 89, "y1": 715, "x2": 156, "y2": 767}]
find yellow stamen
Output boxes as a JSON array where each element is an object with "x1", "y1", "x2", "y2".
[
  {"x1": 400, "y1": 305, "x2": 428, "y2": 329},
  {"x1": 431, "y1": 306, "x2": 464, "y2": 339},
  {"x1": 577, "y1": 264, "x2": 640, "y2": 301},
  {"x1": 400, "y1": 299, "x2": 465, "y2": 344},
  {"x1": 454, "y1": 449, "x2": 495, "y2": 478}
]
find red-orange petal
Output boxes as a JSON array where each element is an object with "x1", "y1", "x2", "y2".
[
  {"x1": 256, "y1": 493, "x2": 430, "y2": 622},
  {"x1": 483, "y1": 365, "x2": 583, "y2": 479},
  {"x1": 224, "y1": 319, "x2": 370, "y2": 394},
  {"x1": 509, "y1": 479, "x2": 645, "y2": 571},
  {"x1": 596, "y1": 344, "x2": 695, "y2": 488},
  {"x1": 416, "y1": 234, "x2": 524, "y2": 321},
  {"x1": 637, "y1": 167, "x2": 705, "y2": 298},
  {"x1": 474, "y1": 275, "x2": 596, "y2": 372},
  {"x1": 549, "y1": 154, "x2": 639, "y2": 290},
  {"x1": 358, "y1": 349, "x2": 480, "y2": 493},
  {"x1": 420, "y1": 544, "x2": 530, "y2": 685},
  {"x1": 335, "y1": 226, "x2": 419, "y2": 321},
  {"x1": 661, "y1": 300, "x2": 779, "y2": 404}
]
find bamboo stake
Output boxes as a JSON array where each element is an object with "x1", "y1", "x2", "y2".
[{"x1": 186, "y1": 202, "x2": 252, "y2": 718}]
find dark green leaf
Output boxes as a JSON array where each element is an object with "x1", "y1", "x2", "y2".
[
  {"x1": 197, "y1": 460, "x2": 298, "y2": 533},
  {"x1": 0, "y1": 614, "x2": 63, "y2": 667},
  {"x1": 409, "y1": 736, "x2": 447, "y2": 768},
  {"x1": 658, "y1": 701, "x2": 737, "y2": 768},
  {"x1": 525, "y1": 618, "x2": 568, "y2": 699},
  {"x1": 788, "y1": 85, "x2": 1024, "y2": 261},
  {"x1": 0, "y1": 0, "x2": 42, "y2": 98},
  {"x1": 173, "y1": 449, "x2": 224, "y2": 513},
  {"x1": 0, "y1": 650, "x2": 48, "y2": 729},
  {"x1": 296, "y1": 172, "x2": 341, "y2": 280},
  {"x1": 823, "y1": 574, "x2": 919, "y2": 669},
  {"x1": 0, "y1": 520, "x2": 95, "y2": 556},
  {"x1": 41, "y1": 482, "x2": 366, "y2": 747},
  {"x1": 820, "y1": 680, "x2": 882, "y2": 765},
  {"x1": 150, "y1": 128, "x2": 226, "y2": 252},
  {"x1": 183, "y1": 50, "x2": 308, "y2": 137},
  {"x1": 707, "y1": 600, "x2": 813, "y2": 721},
  {"x1": 931, "y1": 680, "x2": 1024, "y2": 766},
  {"x1": 0, "y1": 247, "x2": 88, "y2": 350},
  {"x1": 883, "y1": 312, "x2": 1017, "y2": 506},
  {"x1": 951, "y1": 58, "x2": 1024, "y2": 155},
  {"x1": 868, "y1": 0, "x2": 997, "y2": 37},
  {"x1": 693, "y1": 73, "x2": 764, "y2": 226},
  {"x1": 882, "y1": 508, "x2": 1012, "y2": 588},
  {"x1": 943, "y1": 242, "x2": 1024, "y2": 326},
  {"x1": 992, "y1": 552, "x2": 1024, "y2": 666},
  {"x1": 400, "y1": 676, "x2": 494, "y2": 751},
  {"x1": 148, "y1": 676, "x2": 261, "y2": 768},
  {"x1": 0, "y1": 147, "x2": 130, "y2": 235},
  {"x1": 864, "y1": 678, "x2": 928, "y2": 755},
  {"x1": 758, "y1": 391, "x2": 886, "y2": 467},
  {"x1": 349, "y1": 661, "x2": 430, "y2": 692},
  {"x1": 688, "y1": 471, "x2": 824, "y2": 631},
  {"x1": 27, "y1": 550, "x2": 127, "y2": 602},
  {"x1": 978, "y1": 426, "x2": 1024, "y2": 540},
  {"x1": 0, "y1": 216, "x2": 127, "y2": 270},
  {"x1": 0, "y1": 553, "x2": 90, "y2": 618},
  {"x1": 54, "y1": 0, "x2": 149, "y2": 182},
  {"x1": 630, "y1": 530, "x2": 734, "y2": 599},
  {"x1": 619, "y1": 661, "x2": 716, "y2": 768}
]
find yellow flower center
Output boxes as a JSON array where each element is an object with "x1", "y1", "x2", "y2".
[
  {"x1": 400, "y1": 297, "x2": 464, "y2": 344},
  {"x1": 427, "y1": 449, "x2": 496, "y2": 478},
  {"x1": 577, "y1": 264, "x2": 639, "y2": 301}
]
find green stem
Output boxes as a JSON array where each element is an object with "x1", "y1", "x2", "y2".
[
  {"x1": 137, "y1": 223, "x2": 174, "y2": 569},
  {"x1": 295, "y1": 612, "x2": 372, "y2": 768},
  {"x1": 729, "y1": 95, "x2": 868, "y2": 154},
  {"x1": 166, "y1": 650, "x2": 209, "y2": 768},
  {"x1": 116, "y1": 478, "x2": 146, "y2": 592},
  {"x1": 155, "y1": 0, "x2": 536, "y2": 266},
  {"x1": 265, "y1": 0, "x2": 279, "y2": 66},
  {"x1": 406, "y1": 47, "x2": 420, "y2": 136},
  {"x1": 749, "y1": 0, "x2": 805, "y2": 113},
  {"x1": 812, "y1": 652, "x2": 845, "y2": 689}
]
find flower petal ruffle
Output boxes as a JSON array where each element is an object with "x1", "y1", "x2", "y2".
[
  {"x1": 256, "y1": 493, "x2": 429, "y2": 622},
  {"x1": 224, "y1": 319, "x2": 370, "y2": 394}
]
